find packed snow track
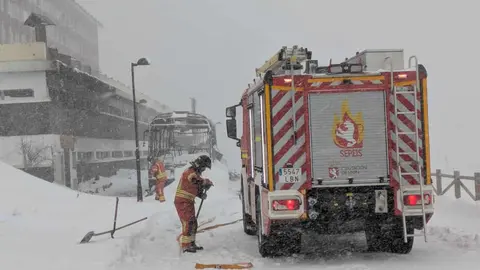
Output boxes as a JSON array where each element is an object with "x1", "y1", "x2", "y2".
[{"x1": 111, "y1": 162, "x2": 480, "y2": 270}]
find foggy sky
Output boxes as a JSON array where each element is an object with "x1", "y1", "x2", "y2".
[{"x1": 77, "y1": 0, "x2": 480, "y2": 173}]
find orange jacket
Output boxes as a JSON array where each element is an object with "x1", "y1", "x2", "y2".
[
  {"x1": 151, "y1": 160, "x2": 167, "y2": 181},
  {"x1": 174, "y1": 167, "x2": 204, "y2": 204}
]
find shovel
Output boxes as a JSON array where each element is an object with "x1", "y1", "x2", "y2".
[
  {"x1": 111, "y1": 197, "x2": 119, "y2": 239},
  {"x1": 79, "y1": 197, "x2": 147, "y2": 244},
  {"x1": 79, "y1": 217, "x2": 148, "y2": 244}
]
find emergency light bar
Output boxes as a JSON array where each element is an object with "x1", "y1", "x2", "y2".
[
  {"x1": 327, "y1": 63, "x2": 363, "y2": 74},
  {"x1": 255, "y1": 45, "x2": 312, "y2": 76}
]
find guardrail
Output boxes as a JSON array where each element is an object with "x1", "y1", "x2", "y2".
[{"x1": 433, "y1": 169, "x2": 480, "y2": 201}]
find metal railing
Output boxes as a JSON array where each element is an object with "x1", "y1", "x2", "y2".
[{"x1": 433, "y1": 169, "x2": 480, "y2": 201}]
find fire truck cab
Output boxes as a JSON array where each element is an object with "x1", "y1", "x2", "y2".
[{"x1": 225, "y1": 46, "x2": 434, "y2": 257}]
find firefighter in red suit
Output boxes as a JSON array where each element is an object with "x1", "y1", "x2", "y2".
[
  {"x1": 174, "y1": 155, "x2": 213, "y2": 253},
  {"x1": 151, "y1": 157, "x2": 168, "y2": 202}
]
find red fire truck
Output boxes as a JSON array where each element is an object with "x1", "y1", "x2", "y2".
[{"x1": 225, "y1": 46, "x2": 434, "y2": 257}]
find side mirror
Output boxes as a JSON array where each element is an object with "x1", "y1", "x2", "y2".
[
  {"x1": 226, "y1": 119, "x2": 238, "y2": 140},
  {"x1": 226, "y1": 106, "x2": 236, "y2": 118}
]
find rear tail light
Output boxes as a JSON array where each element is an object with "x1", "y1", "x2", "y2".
[
  {"x1": 403, "y1": 194, "x2": 432, "y2": 206},
  {"x1": 272, "y1": 199, "x2": 300, "y2": 211}
]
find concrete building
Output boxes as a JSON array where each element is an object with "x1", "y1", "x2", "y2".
[
  {"x1": 0, "y1": 0, "x2": 100, "y2": 72},
  {"x1": 0, "y1": 2, "x2": 173, "y2": 188}
]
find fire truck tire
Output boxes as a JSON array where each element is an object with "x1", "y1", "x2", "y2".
[
  {"x1": 241, "y1": 177, "x2": 256, "y2": 236},
  {"x1": 255, "y1": 194, "x2": 301, "y2": 257},
  {"x1": 365, "y1": 217, "x2": 414, "y2": 254},
  {"x1": 389, "y1": 222, "x2": 414, "y2": 254},
  {"x1": 256, "y1": 193, "x2": 272, "y2": 257}
]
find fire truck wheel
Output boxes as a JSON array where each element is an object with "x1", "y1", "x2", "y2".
[
  {"x1": 365, "y1": 216, "x2": 414, "y2": 254},
  {"x1": 255, "y1": 194, "x2": 301, "y2": 257},
  {"x1": 276, "y1": 232, "x2": 302, "y2": 256},
  {"x1": 241, "y1": 177, "x2": 256, "y2": 236},
  {"x1": 389, "y1": 221, "x2": 414, "y2": 254},
  {"x1": 256, "y1": 193, "x2": 274, "y2": 257}
]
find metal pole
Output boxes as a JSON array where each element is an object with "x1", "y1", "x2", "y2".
[{"x1": 131, "y1": 63, "x2": 143, "y2": 202}]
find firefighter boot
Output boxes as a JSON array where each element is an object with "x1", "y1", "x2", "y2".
[
  {"x1": 192, "y1": 241, "x2": 203, "y2": 250},
  {"x1": 182, "y1": 244, "x2": 197, "y2": 253}
]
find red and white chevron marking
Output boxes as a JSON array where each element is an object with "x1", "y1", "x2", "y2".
[
  {"x1": 388, "y1": 85, "x2": 424, "y2": 187},
  {"x1": 271, "y1": 88, "x2": 307, "y2": 191}
]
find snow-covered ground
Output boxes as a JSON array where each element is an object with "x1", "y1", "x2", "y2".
[
  {"x1": 77, "y1": 169, "x2": 151, "y2": 197},
  {"x1": 1, "y1": 159, "x2": 479, "y2": 270}
]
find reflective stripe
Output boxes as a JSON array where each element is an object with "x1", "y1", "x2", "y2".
[
  {"x1": 156, "y1": 172, "x2": 167, "y2": 179},
  {"x1": 179, "y1": 218, "x2": 196, "y2": 244},
  {"x1": 180, "y1": 221, "x2": 193, "y2": 243},
  {"x1": 180, "y1": 235, "x2": 194, "y2": 244},
  {"x1": 187, "y1": 172, "x2": 197, "y2": 182},
  {"x1": 175, "y1": 190, "x2": 196, "y2": 201}
]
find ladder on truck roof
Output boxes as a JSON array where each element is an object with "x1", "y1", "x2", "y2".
[
  {"x1": 255, "y1": 45, "x2": 312, "y2": 76},
  {"x1": 389, "y1": 55, "x2": 429, "y2": 243},
  {"x1": 255, "y1": 46, "x2": 312, "y2": 147}
]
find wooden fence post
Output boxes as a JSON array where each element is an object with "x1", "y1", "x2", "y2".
[
  {"x1": 475, "y1": 172, "x2": 480, "y2": 201},
  {"x1": 436, "y1": 169, "x2": 442, "y2": 195},
  {"x1": 454, "y1": 170, "x2": 461, "y2": 199}
]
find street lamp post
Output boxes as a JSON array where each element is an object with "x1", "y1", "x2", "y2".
[{"x1": 131, "y1": 57, "x2": 150, "y2": 202}]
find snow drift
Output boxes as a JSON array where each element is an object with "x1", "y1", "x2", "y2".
[{"x1": 0, "y1": 161, "x2": 159, "y2": 270}]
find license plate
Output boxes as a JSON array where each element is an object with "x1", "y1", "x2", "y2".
[{"x1": 278, "y1": 168, "x2": 302, "y2": 183}]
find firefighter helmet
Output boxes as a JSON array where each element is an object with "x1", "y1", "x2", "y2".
[{"x1": 191, "y1": 155, "x2": 212, "y2": 170}]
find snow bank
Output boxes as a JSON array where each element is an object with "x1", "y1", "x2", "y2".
[
  {"x1": 427, "y1": 192, "x2": 480, "y2": 250},
  {"x1": 0, "y1": 161, "x2": 160, "y2": 270},
  {"x1": 428, "y1": 226, "x2": 480, "y2": 249},
  {"x1": 430, "y1": 194, "x2": 480, "y2": 232},
  {"x1": 0, "y1": 160, "x2": 85, "y2": 217}
]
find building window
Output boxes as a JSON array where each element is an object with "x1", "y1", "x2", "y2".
[
  {"x1": 77, "y1": 151, "x2": 93, "y2": 162},
  {"x1": 0, "y1": 89, "x2": 34, "y2": 99},
  {"x1": 112, "y1": 151, "x2": 123, "y2": 158},
  {"x1": 95, "y1": 151, "x2": 110, "y2": 159}
]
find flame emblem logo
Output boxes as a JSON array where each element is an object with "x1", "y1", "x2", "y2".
[{"x1": 332, "y1": 99, "x2": 364, "y2": 149}]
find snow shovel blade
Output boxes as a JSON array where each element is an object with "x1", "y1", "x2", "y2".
[
  {"x1": 79, "y1": 217, "x2": 148, "y2": 244},
  {"x1": 80, "y1": 231, "x2": 95, "y2": 243}
]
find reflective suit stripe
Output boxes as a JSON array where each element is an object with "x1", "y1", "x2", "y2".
[
  {"x1": 175, "y1": 201, "x2": 197, "y2": 248},
  {"x1": 175, "y1": 190, "x2": 196, "y2": 201},
  {"x1": 154, "y1": 162, "x2": 168, "y2": 201}
]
